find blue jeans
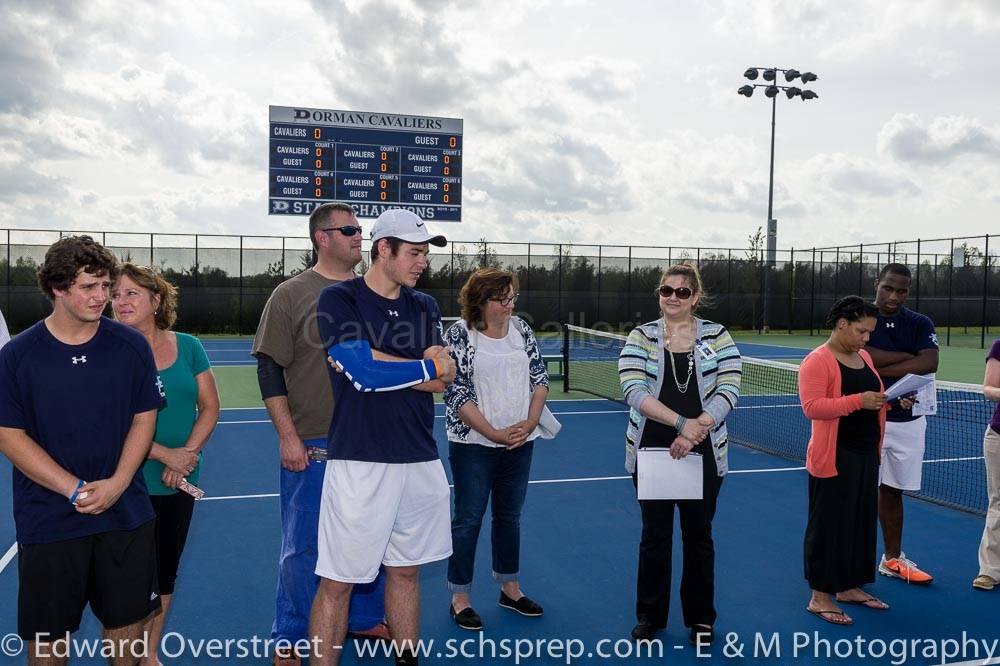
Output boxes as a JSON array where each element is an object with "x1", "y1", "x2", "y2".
[
  {"x1": 447, "y1": 441, "x2": 534, "y2": 592},
  {"x1": 271, "y1": 439, "x2": 385, "y2": 642}
]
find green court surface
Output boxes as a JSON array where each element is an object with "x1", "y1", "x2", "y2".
[{"x1": 731, "y1": 331, "x2": 992, "y2": 384}]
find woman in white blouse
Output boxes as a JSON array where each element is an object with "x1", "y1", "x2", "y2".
[{"x1": 443, "y1": 268, "x2": 553, "y2": 631}]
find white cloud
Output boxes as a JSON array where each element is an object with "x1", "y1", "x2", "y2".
[
  {"x1": 877, "y1": 114, "x2": 1000, "y2": 164},
  {"x1": 0, "y1": 0, "x2": 998, "y2": 252},
  {"x1": 801, "y1": 152, "x2": 919, "y2": 198}
]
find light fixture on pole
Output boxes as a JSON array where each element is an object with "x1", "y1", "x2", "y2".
[{"x1": 737, "y1": 66, "x2": 819, "y2": 332}]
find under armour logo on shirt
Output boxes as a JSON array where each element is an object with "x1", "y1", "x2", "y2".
[
  {"x1": 388, "y1": 310, "x2": 399, "y2": 317},
  {"x1": 72, "y1": 356, "x2": 87, "y2": 364},
  {"x1": 885, "y1": 322, "x2": 895, "y2": 328}
]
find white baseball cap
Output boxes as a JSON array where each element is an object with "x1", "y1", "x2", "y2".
[{"x1": 370, "y1": 209, "x2": 447, "y2": 247}]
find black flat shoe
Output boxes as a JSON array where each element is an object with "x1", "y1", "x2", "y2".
[
  {"x1": 449, "y1": 604, "x2": 483, "y2": 630},
  {"x1": 690, "y1": 624, "x2": 714, "y2": 646},
  {"x1": 631, "y1": 620, "x2": 661, "y2": 641},
  {"x1": 498, "y1": 591, "x2": 544, "y2": 616}
]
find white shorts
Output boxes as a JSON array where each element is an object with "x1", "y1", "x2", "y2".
[
  {"x1": 315, "y1": 459, "x2": 453, "y2": 583},
  {"x1": 879, "y1": 418, "x2": 927, "y2": 491}
]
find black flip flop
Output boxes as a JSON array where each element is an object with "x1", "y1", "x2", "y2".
[
  {"x1": 837, "y1": 595, "x2": 889, "y2": 610},
  {"x1": 806, "y1": 607, "x2": 853, "y2": 625}
]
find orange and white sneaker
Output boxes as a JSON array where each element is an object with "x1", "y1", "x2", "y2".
[{"x1": 879, "y1": 552, "x2": 933, "y2": 584}]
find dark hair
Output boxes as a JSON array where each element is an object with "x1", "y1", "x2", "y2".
[
  {"x1": 878, "y1": 263, "x2": 911, "y2": 281},
  {"x1": 659, "y1": 263, "x2": 712, "y2": 313},
  {"x1": 308, "y1": 202, "x2": 355, "y2": 251},
  {"x1": 824, "y1": 295, "x2": 879, "y2": 328},
  {"x1": 458, "y1": 268, "x2": 519, "y2": 330},
  {"x1": 37, "y1": 235, "x2": 119, "y2": 300},
  {"x1": 370, "y1": 237, "x2": 404, "y2": 263},
  {"x1": 116, "y1": 263, "x2": 179, "y2": 330}
]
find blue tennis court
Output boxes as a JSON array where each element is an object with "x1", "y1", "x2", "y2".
[{"x1": 1, "y1": 399, "x2": 995, "y2": 665}]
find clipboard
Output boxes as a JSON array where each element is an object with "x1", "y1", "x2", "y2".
[{"x1": 637, "y1": 448, "x2": 703, "y2": 500}]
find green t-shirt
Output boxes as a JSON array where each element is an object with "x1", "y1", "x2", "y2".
[{"x1": 144, "y1": 332, "x2": 211, "y2": 495}]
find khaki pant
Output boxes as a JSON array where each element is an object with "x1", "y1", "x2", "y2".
[{"x1": 979, "y1": 427, "x2": 1000, "y2": 579}]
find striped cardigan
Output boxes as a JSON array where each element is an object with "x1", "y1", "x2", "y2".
[{"x1": 618, "y1": 318, "x2": 742, "y2": 475}]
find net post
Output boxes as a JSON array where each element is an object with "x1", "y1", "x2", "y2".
[
  {"x1": 983, "y1": 234, "x2": 991, "y2": 349},
  {"x1": 947, "y1": 238, "x2": 954, "y2": 347},
  {"x1": 562, "y1": 322, "x2": 570, "y2": 394},
  {"x1": 788, "y1": 247, "x2": 794, "y2": 334}
]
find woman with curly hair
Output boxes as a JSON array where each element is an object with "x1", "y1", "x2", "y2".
[{"x1": 442, "y1": 267, "x2": 555, "y2": 631}]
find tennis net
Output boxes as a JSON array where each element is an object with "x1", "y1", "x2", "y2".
[{"x1": 564, "y1": 324, "x2": 992, "y2": 515}]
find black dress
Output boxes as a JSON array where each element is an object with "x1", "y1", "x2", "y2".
[
  {"x1": 632, "y1": 351, "x2": 724, "y2": 629},
  {"x1": 803, "y1": 361, "x2": 881, "y2": 593}
]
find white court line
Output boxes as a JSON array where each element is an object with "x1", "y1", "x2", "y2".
[
  {"x1": 925, "y1": 455, "x2": 984, "y2": 464},
  {"x1": 0, "y1": 542, "x2": 16, "y2": 575},
  {"x1": 200, "y1": 493, "x2": 280, "y2": 502}
]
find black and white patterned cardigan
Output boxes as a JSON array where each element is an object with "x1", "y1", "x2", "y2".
[{"x1": 443, "y1": 316, "x2": 549, "y2": 443}]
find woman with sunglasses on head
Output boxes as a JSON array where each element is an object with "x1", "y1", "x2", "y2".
[
  {"x1": 112, "y1": 263, "x2": 220, "y2": 666},
  {"x1": 443, "y1": 267, "x2": 555, "y2": 631},
  {"x1": 799, "y1": 296, "x2": 911, "y2": 626},
  {"x1": 618, "y1": 263, "x2": 742, "y2": 646}
]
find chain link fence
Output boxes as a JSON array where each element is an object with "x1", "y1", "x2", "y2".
[{"x1": 2, "y1": 230, "x2": 996, "y2": 347}]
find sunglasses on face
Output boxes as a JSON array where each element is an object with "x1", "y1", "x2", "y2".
[
  {"x1": 656, "y1": 285, "x2": 693, "y2": 300},
  {"x1": 320, "y1": 226, "x2": 363, "y2": 237}
]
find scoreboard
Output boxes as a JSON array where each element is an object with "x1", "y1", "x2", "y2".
[{"x1": 268, "y1": 106, "x2": 463, "y2": 221}]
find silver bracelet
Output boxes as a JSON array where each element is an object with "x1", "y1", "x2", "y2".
[{"x1": 675, "y1": 415, "x2": 688, "y2": 434}]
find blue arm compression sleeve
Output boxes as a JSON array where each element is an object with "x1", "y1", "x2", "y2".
[{"x1": 327, "y1": 340, "x2": 439, "y2": 392}]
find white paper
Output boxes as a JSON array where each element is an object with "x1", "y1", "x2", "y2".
[
  {"x1": 637, "y1": 448, "x2": 703, "y2": 500},
  {"x1": 911, "y1": 374, "x2": 937, "y2": 417},
  {"x1": 884, "y1": 373, "x2": 935, "y2": 402}
]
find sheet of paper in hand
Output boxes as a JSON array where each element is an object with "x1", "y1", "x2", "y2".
[{"x1": 637, "y1": 448, "x2": 703, "y2": 500}]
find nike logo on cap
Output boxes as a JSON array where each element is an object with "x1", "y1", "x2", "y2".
[{"x1": 416, "y1": 222, "x2": 424, "y2": 227}]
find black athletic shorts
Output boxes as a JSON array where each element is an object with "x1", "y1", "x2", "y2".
[
  {"x1": 17, "y1": 519, "x2": 160, "y2": 641},
  {"x1": 150, "y1": 491, "x2": 196, "y2": 595}
]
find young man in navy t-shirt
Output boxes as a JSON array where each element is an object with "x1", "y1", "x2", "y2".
[
  {"x1": 309, "y1": 209, "x2": 456, "y2": 666},
  {"x1": 866, "y1": 263, "x2": 939, "y2": 585},
  {"x1": 0, "y1": 236, "x2": 164, "y2": 661}
]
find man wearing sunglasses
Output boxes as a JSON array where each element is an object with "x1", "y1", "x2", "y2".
[{"x1": 253, "y1": 202, "x2": 388, "y2": 665}]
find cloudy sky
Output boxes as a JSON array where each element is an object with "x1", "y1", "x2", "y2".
[{"x1": 2, "y1": 0, "x2": 999, "y2": 252}]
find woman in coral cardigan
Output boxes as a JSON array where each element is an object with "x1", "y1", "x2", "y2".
[{"x1": 799, "y1": 296, "x2": 912, "y2": 626}]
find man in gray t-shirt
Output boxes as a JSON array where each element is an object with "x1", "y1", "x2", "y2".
[{"x1": 253, "y1": 202, "x2": 387, "y2": 663}]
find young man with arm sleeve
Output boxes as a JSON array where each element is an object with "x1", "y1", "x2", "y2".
[
  {"x1": 308, "y1": 209, "x2": 455, "y2": 666},
  {"x1": 252, "y1": 203, "x2": 389, "y2": 665}
]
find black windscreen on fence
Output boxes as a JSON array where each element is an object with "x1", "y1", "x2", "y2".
[{"x1": 1, "y1": 230, "x2": 996, "y2": 342}]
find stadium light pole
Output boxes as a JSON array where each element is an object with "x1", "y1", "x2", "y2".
[{"x1": 738, "y1": 67, "x2": 819, "y2": 332}]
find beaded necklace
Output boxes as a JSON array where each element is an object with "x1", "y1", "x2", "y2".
[{"x1": 665, "y1": 320, "x2": 695, "y2": 394}]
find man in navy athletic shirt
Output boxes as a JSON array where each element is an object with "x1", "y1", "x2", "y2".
[
  {"x1": 309, "y1": 209, "x2": 455, "y2": 666},
  {"x1": 0, "y1": 236, "x2": 164, "y2": 663},
  {"x1": 866, "y1": 263, "x2": 939, "y2": 585}
]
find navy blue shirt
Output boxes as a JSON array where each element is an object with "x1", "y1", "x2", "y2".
[
  {"x1": 0, "y1": 318, "x2": 164, "y2": 544},
  {"x1": 867, "y1": 306, "x2": 938, "y2": 422},
  {"x1": 317, "y1": 277, "x2": 444, "y2": 463}
]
